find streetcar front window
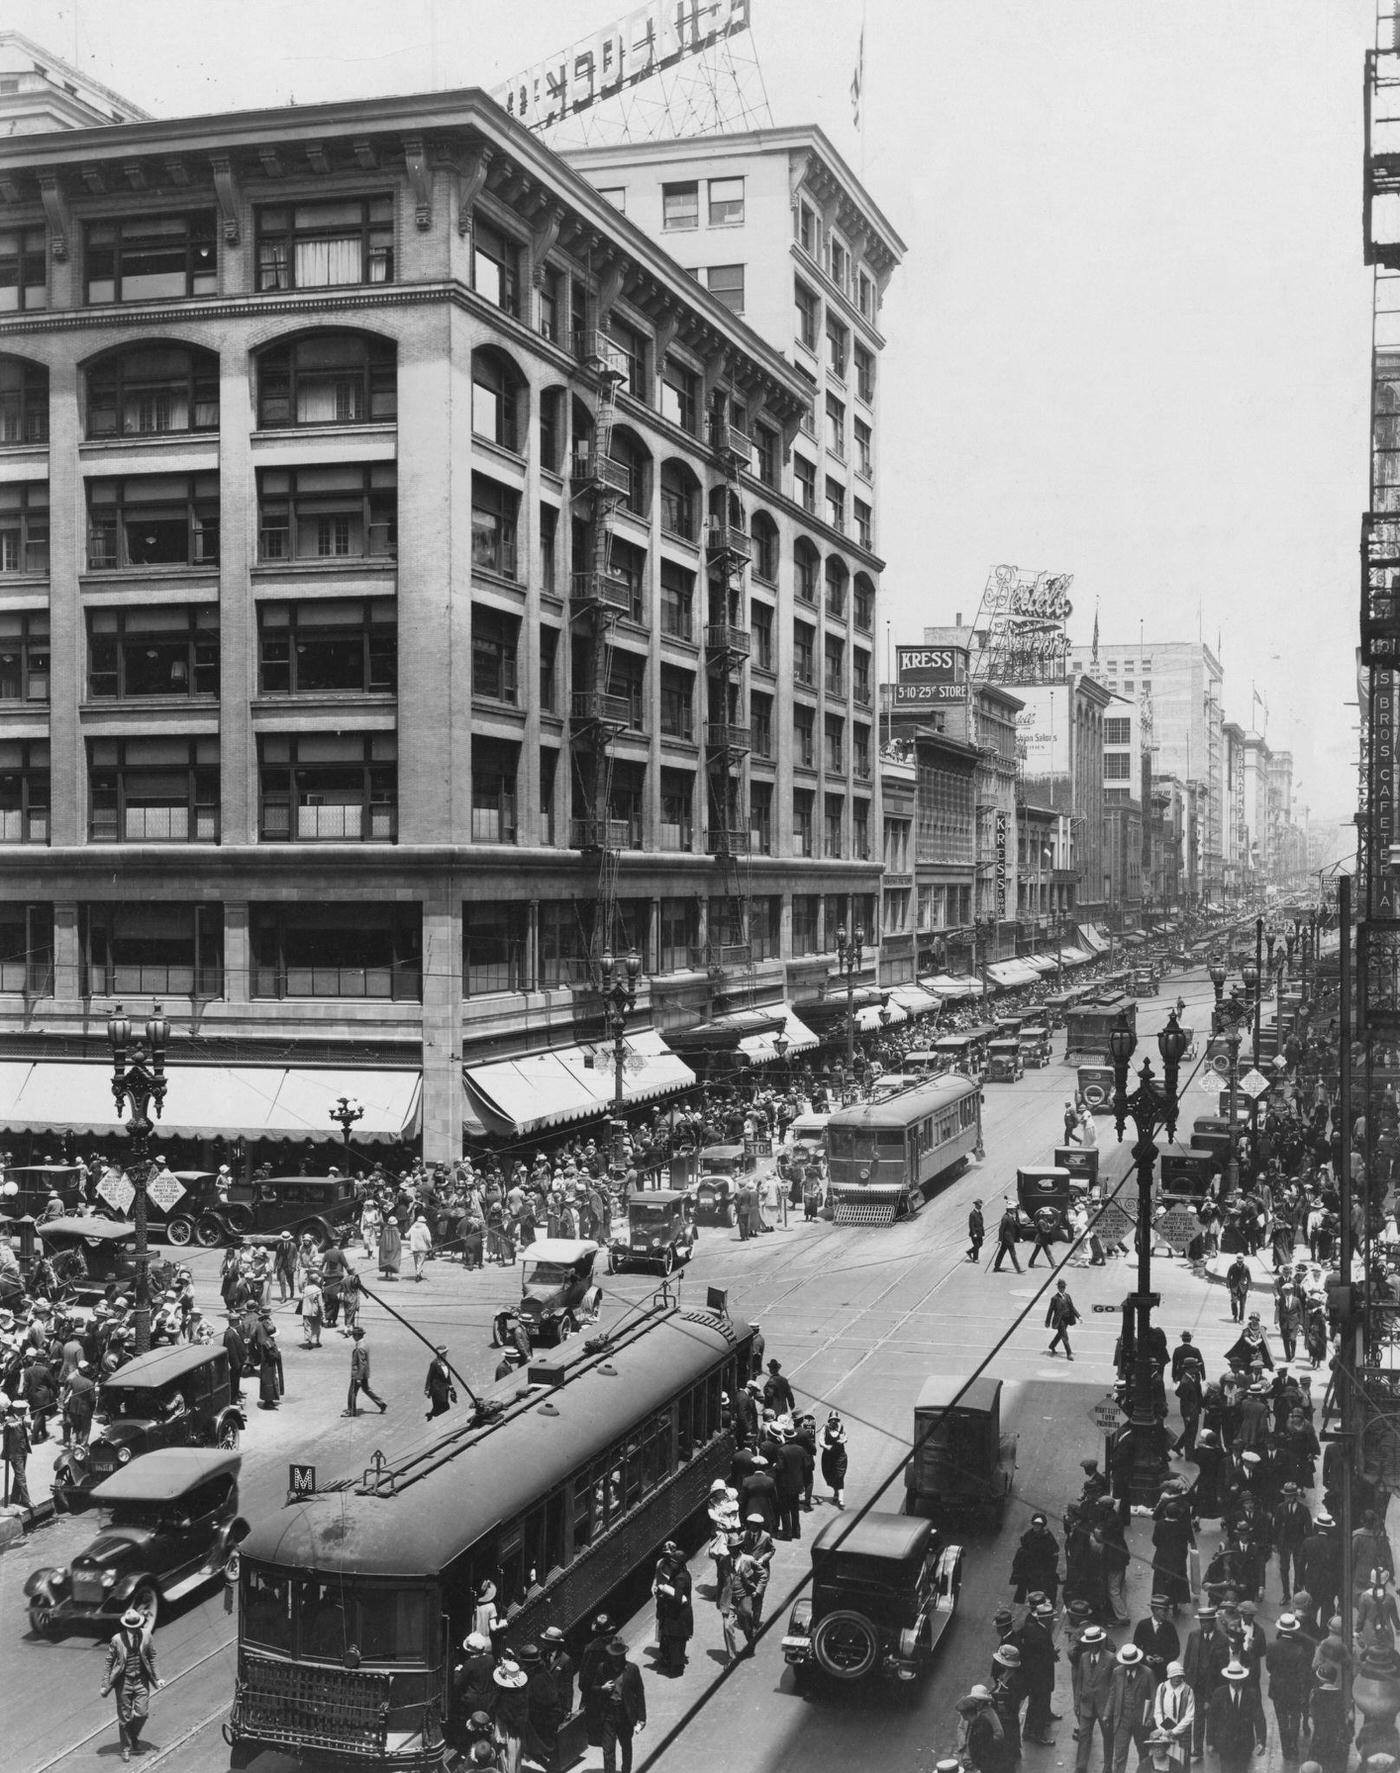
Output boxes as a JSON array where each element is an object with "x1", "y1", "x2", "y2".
[
  {"x1": 242, "y1": 1566, "x2": 431, "y2": 1663},
  {"x1": 243, "y1": 1564, "x2": 294, "y2": 1653},
  {"x1": 827, "y1": 1128, "x2": 854, "y2": 1161},
  {"x1": 875, "y1": 1132, "x2": 905, "y2": 1151},
  {"x1": 358, "y1": 1588, "x2": 428, "y2": 1662}
]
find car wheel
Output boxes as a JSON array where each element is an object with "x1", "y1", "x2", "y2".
[
  {"x1": 661, "y1": 1247, "x2": 675, "y2": 1276},
  {"x1": 194, "y1": 1217, "x2": 224, "y2": 1249},
  {"x1": 27, "y1": 1604, "x2": 60, "y2": 1640},
  {"x1": 166, "y1": 1217, "x2": 193, "y2": 1248},
  {"x1": 812, "y1": 1609, "x2": 879, "y2": 1679},
  {"x1": 558, "y1": 1312, "x2": 577, "y2": 1342},
  {"x1": 491, "y1": 1314, "x2": 509, "y2": 1349},
  {"x1": 217, "y1": 1420, "x2": 240, "y2": 1451},
  {"x1": 131, "y1": 1584, "x2": 159, "y2": 1633}
]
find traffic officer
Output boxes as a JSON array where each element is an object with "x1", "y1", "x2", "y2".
[{"x1": 992, "y1": 1200, "x2": 1023, "y2": 1273}]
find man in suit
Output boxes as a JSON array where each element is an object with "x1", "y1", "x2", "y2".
[
  {"x1": 1271, "y1": 1483, "x2": 1311, "y2": 1603},
  {"x1": 1070, "y1": 1624, "x2": 1116, "y2": 1773},
  {"x1": 1019, "y1": 1599, "x2": 1060, "y2": 1746},
  {"x1": 992, "y1": 1200, "x2": 1023, "y2": 1273},
  {"x1": 1229, "y1": 1601, "x2": 1267, "y2": 1690},
  {"x1": 1105, "y1": 1642, "x2": 1157, "y2": 1773},
  {"x1": 1205, "y1": 1663, "x2": 1266, "y2": 1773},
  {"x1": 1133, "y1": 1595, "x2": 1182, "y2": 1682},
  {"x1": 968, "y1": 1199, "x2": 986, "y2": 1263},
  {"x1": 1182, "y1": 1606, "x2": 1230, "y2": 1763},
  {"x1": 1263, "y1": 1613, "x2": 1310, "y2": 1763}
]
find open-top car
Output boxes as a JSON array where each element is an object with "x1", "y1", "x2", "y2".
[
  {"x1": 783, "y1": 1512, "x2": 962, "y2": 1688},
  {"x1": 53, "y1": 1344, "x2": 245, "y2": 1509},
  {"x1": 37, "y1": 1217, "x2": 176, "y2": 1310},
  {"x1": 490, "y1": 1238, "x2": 601, "y2": 1350},
  {"x1": 25, "y1": 1448, "x2": 248, "y2": 1638},
  {"x1": 608, "y1": 1188, "x2": 696, "y2": 1276}
]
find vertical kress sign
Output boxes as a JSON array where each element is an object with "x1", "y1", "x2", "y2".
[
  {"x1": 893, "y1": 646, "x2": 970, "y2": 707},
  {"x1": 995, "y1": 812, "x2": 1008, "y2": 918},
  {"x1": 495, "y1": 0, "x2": 752, "y2": 131}
]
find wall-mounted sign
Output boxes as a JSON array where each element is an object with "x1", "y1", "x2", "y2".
[
  {"x1": 897, "y1": 646, "x2": 968, "y2": 685},
  {"x1": 995, "y1": 811, "x2": 1008, "y2": 917},
  {"x1": 892, "y1": 682, "x2": 970, "y2": 706}
]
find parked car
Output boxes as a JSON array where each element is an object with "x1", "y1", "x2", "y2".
[
  {"x1": 191, "y1": 1174, "x2": 359, "y2": 1250},
  {"x1": 0, "y1": 1163, "x2": 85, "y2": 1222},
  {"x1": 491, "y1": 1239, "x2": 601, "y2": 1350},
  {"x1": 782, "y1": 1512, "x2": 962, "y2": 1687},
  {"x1": 151, "y1": 1172, "x2": 222, "y2": 1247},
  {"x1": 52, "y1": 1345, "x2": 246, "y2": 1510},
  {"x1": 25, "y1": 1448, "x2": 248, "y2": 1637},
  {"x1": 694, "y1": 1143, "x2": 753, "y2": 1226},
  {"x1": 37, "y1": 1217, "x2": 176, "y2": 1311},
  {"x1": 608, "y1": 1189, "x2": 696, "y2": 1276},
  {"x1": 903, "y1": 1374, "x2": 1017, "y2": 1528}
]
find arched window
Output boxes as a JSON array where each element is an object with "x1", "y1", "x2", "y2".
[
  {"x1": 853, "y1": 571, "x2": 875, "y2": 632},
  {"x1": 824, "y1": 555, "x2": 848, "y2": 621},
  {"x1": 257, "y1": 332, "x2": 395, "y2": 428},
  {"x1": 611, "y1": 428, "x2": 651, "y2": 519},
  {"x1": 659, "y1": 459, "x2": 700, "y2": 542},
  {"x1": 0, "y1": 357, "x2": 47, "y2": 446},
  {"x1": 750, "y1": 510, "x2": 779, "y2": 584},
  {"x1": 794, "y1": 537, "x2": 820, "y2": 606},
  {"x1": 472, "y1": 346, "x2": 527, "y2": 453},
  {"x1": 86, "y1": 343, "x2": 218, "y2": 439}
]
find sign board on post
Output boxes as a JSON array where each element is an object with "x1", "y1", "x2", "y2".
[
  {"x1": 288, "y1": 1463, "x2": 316, "y2": 1499},
  {"x1": 1088, "y1": 1392, "x2": 1125, "y2": 1432},
  {"x1": 97, "y1": 1173, "x2": 135, "y2": 1216},
  {"x1": 144, "y1": 1173, "x2": 187, "y2": 1214},
  {"x1": 1238, "y1": 1069, "x2": 1272, "y2": 1101}
]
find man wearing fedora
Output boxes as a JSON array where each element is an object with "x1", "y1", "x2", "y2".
[
  {"x1": 1264, "y1": 1613, "x2": 1311, "y2": 1762},
  {"x1": 2, "y1": 1399, "x2": 32, "y2": 1512},
  {"x1": 1070, "y1": 1623, "x2": 1116, "y2": 1773},
  {"x1": 1205, "y1": 1661, "x2": 1266, "y2": 1773},
  {"x1": 1020, "y1": 1598, "x2": 1061, "y2": 1745},
  {"x1": 597, "y1": 1640, "x2": 646, "y2": 1773},
  {"x1": 100, "y1": 1605, "x2": 162, "y2": 1762}
]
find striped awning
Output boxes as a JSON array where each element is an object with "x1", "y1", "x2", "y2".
[{"x1": 462, "y1": 1028, "x2": 693, "y2": 1139}]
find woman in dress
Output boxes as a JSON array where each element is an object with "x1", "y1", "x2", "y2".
[
  {"x1": 820, "y1": 1410, "x2": 848, "y2": 1508},
  {"x1": 378, "y1": 1214, "x2": 402, "y2": 1281},
  {"x1": 652, "y1": 1542, "x2": 694, "y2": 1675}
]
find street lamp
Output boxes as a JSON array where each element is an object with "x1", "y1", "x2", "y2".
[
  {"x1": 1221, "y1": 1028, "x2": 1243, "y2": 1198},
  {"x1": 773, "y1": 1031, "x2": 790, "y2": 1085},
  {"x1": 1243, "y1": 936, "x2": 1263, "y2": 1185},
  {"x1": 835, "y1": 924, "x2": 865, "y2": 1097},
  {"x1": 330, "y1": 1095, "x2": 365, "y2": 1147},
  {"x1": 600, "y1": 946, "x2": 642, "y2": 1183},
  {"x1": 106, "y1": 1002, "x2": 170, "y2": 1356},
  {"x1": 1109, "y1": 1007, "x2": 1189, "y2": 1508}
]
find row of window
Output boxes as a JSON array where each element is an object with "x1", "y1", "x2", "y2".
[
  {"x1": 794, "y1": 199, "x2": 880, "y2": 321},
  {"x1": 0, "y1": 891, "x2": 881, "y2": 1002},
  {"x1": 793, "y1": 279, "x2": 876, "y2": 401}
]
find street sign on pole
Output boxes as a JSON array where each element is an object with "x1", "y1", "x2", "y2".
[
  {"x1": 144, "y1": 1172, "x2": 187, "y2": 1213},
  {"x1": 1088, "y1": 1393, "x2": 1126, "y2": 1432},
  {"x1": 1238, "y1": 1068, "x2": 1272, "y2": 1100},
  {"x1": 97, "y1": 1173, "x2": 135, "y2": 1215}
]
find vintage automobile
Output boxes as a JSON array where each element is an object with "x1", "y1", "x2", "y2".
[
  {"x1": 53, "y1": 1345, "x2": 246, "y2": 1510},
  {"x1": 490, "y1": 1238, "x2": 601, "y2": 1350},
  {"x1": 904, "y1": 1374, "x2": 1018, "y2": 1527},
  {"x1": 782, "y1": 1512, "x2": 962, "y2": 1687},
  {"x1": 1076, "y1": 1063, "x2": 1116, "y2": 1112},
  {"x1": 1054, "y1": 1145, "x2": 1101, "y2": 1190},
  {"x1": 191, "y1": 1174, "x2": 359, "y2": 1250},
  {"x1": 608, "y1": 1188, "x2": 697, "y2": 1276},
  {"x1": 1018, "y1": 1025, "x2": 1054, "y2": 1069},
  {"x1": 0, "y1": 1163, "x2": 85, "y2": 1222},
  {"x1": 693, "y1": 1143, "x2": 754, "y2": 1226},
  {"x1": 153, "y1": 1171, "x2": 221, "y2": 1246},
  {"x1": 37, "y1": 1217, "x2": 176, "y2": 1311},
  {"x1": 930, "y1": 1032, "x2": 986, "y2": 1077},
  {"x1": 1128, "y1": 968, "x2": 1161, "y2": 998},
  {"x1": 25, "y1": 1448, "x2": 248, "y2": 1637},
  {"x1": 991, "y1": 1014, "x2": 1024, "y2": 1038},
  {"x1": 1013, "y1": 1166, "x2": 1074, "y2": 1242},
  {"x1": 985, "y1": 1038, "x2": 1024, "y2": 1083}
]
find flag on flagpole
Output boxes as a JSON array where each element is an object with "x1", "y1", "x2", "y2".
[{"x1": 850, "y1": 24, "x2": 864, "y2": 128}]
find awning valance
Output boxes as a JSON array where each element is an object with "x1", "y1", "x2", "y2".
[
  {"x1": 0, "y1": 1061, "x2": 421, "y2": 1142},
  {"x1": 986, "y1": 960, "x2": 1039, "y2": 989},
  {"x1": 1059, "y1": 947, "x2": 1094, "y2": 967},
  {"x1": 462, "y1": 1028, "x2": 694, "y2": 1139},
  {"x1": 855, "y1": 1001, "x2": 907, "y2": 1033},
  {"x1": 667, "y1": 1007, "x2": 788, "y2": 1051},
  {"x1": 921, "y1": 974, "x2": 986, "y2": 999},
  {"x1": 887, "y1": 985, "x2": 940, "y2": 1017},
  {"x1": 1023, "y1": 955, "x2": 1058, "y2": 974},
  {"x1": 738, "y1": 1007, "x2": 820, "y2": 1066},
  {"x1": 1077, "y1": 924, "x2": 1110, "y2": 954}
]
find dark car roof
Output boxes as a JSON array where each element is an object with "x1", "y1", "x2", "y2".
[
  {"x1": 631, "y1": 1190, "x2": 689, "y2": 1206},
  {"x1": 102, "y1": 1344, "x2": 226, "y2": 1390},
  {"x1": 90, "y1": 1447, "x2": 241, "y2": 1503},
  {"x1": 812, "y1": 1510, "x2": 933, "y2": 1564},
  {"x1": 39, "y1": 1218, "x2": 136, "y2": 1242},
  {"x1": 914, "y1": 1373, "x2": 1002, "y2": 1414}
]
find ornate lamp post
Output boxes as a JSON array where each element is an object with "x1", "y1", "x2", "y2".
[
  {"x1": 329, "y1": 1094, "x2": 365, "y2": 1148},
  {"x1": 1109, "y1": 1007, "x2": 1189, "y2": 1508},
  {"x1": 773, "y1": 1031, "x2": 789, "y2": 1086},
  {"x1": 1243, "y1": 940, "x2": 1262, "y2": 1183},
  {"x1": 1209, "y1": 960, "x2": 1228, "y2": 1034},
  {"x1": 600, "y1": 947, "x2": 642, "y2": 1182},
  {"x1": 106, "y1": 1003, "x2": 170, "y2": 1357},
  {"x1": 835, "y1": 924, "x2": 865, "y2": 1096}
]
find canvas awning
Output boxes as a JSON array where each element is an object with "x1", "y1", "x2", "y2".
[
  {"x1": 921, "y1": 974, "x2": 986, "y2": 999},
  {"x1": 986, "y1": 960, "x2": 1040, "y2": 989},
  {"x1": 1023, "y1": 955, "x2": 1058, "y2": 974},
  {"x1": 887, "y1": 985, "x2": 940, "y2": 1018},
  {"x1": 1059, "y1": 947, "x2": 1095, "y2": 967},
  {"x1": 0, "y1": 1061, "x2": 422, "y2": 1142},
  {"x1": 1077, "y1": 924, "x2": 1110, "y2": 954},
  {"x1": 462, "y1": 1028, "x2": 694, "y2": 1139},
  {"x1": 667, "y1": 1007, "x2": 788, "y2": 1052},
  {"x1": 855, "y1": 1001, "x2": 907, "y2": 1032},
  {"x1": 738, "y1": 1007, "x2": 820, "y2": 1065}
]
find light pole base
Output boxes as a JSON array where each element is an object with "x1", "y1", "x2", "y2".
[{"x1": 1127, "y1": 1417, "x2": 1170, "y2": 1510}]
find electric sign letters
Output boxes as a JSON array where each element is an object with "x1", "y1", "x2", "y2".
[{"x1": 495, "y1": 0, "x2": 752, "y2": 132}]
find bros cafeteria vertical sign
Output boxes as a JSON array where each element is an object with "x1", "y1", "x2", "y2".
[{"x1": 893, "y1": 646, "x2": 970, "y2": 708}]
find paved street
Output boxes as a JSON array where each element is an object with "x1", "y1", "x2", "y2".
[{"x1": 0, "y1": 969, "x2": 1276, "y2": 1771}]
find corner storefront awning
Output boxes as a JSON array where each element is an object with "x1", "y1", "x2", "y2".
[
  {"x1": 1059, "y1": 947, "x2": 1094, "y2": 967},
  {"x1": 0, "y1": 1061, "x2": 421, "y2": 1142},
  {"x1": 738, "y1": 1007, "x2": 820, "y2": 1066},
  {"x1": 1023, "y1": 955, "x2": 1058, "y2": 975},
  {"x1": 887, "y1": 984, "x2": 940, "y2": 1018},
  {"x1": 462, "y1": 1028, "x2": 694, "y2": 1139},
  {"x1": 855, "y1": 1001, "x2": 907, "y2": 1032},
  {"x1": 667, "y1": 1007, "x2": 789, "y2": 1052},
  {"x1": 921, "y1": 974, "x2": 986, "y2": 999},
  {"x1": 986, "y1": 960, "x2": 1040, "y2": 989},
  {"x1": 1077, "y1": 924, "x2": 1110, "y2": 955}
]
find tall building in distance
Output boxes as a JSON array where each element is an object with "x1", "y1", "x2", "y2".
[
  {"x1": 0, "y1": 32, "x2": 149, "y2": 133},
  {"x1": 0, "y1": 79, "x2": 906, "y2": 1164},
  {"x1": 1068, "y1": 638, "x2": 1225, "y2": 905}
]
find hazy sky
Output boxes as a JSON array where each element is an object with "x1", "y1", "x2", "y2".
[{"x1": 7, "y1": 0, "x2": 1373, "y2": 843}]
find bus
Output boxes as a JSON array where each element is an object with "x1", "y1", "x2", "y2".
[
  {"x1": 823, "y1": 1074, "x2": 983, "y2": 1226},
  {"x1": 226, "y1": 1301, "x2": 753, "y2": 1770}
]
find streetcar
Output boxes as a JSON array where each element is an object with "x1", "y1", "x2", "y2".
[
  {"x1": 226, "y1": 1300, "x2": 752, "y2": 1770},
  {"x1": 823, "y1": 1074, "x2": 983, "y2": 1225},
  {"x1": 1063, "y1": 995, "x2": 1137, "y2": 1062}
]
